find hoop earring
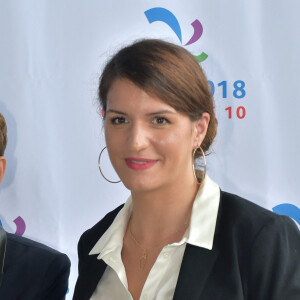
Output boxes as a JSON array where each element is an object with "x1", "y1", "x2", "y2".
[
  {"x1": 192, "y1": 146, "x2": 206, "y2": 185},
  {"x1": 98, "y1": 147, "x2": 121, "y2": 184}
]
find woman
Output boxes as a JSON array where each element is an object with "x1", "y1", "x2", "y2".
[{"x1": 73, "y1": 39, "x2": 300, "y2": 300}]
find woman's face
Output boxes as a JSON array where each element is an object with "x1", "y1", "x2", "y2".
[{"x1": 105, "y1": 78, "x2": 209, "y2": 193}]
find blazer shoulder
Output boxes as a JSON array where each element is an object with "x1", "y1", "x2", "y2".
[
  {"x1": 220, "y1": 190, "x2": 281, "y2": 221},
  {"x1": 219, "y1": 192, "x2": 300, "y2": 299},
  {"x1": 2, "y1": 233, "x2": 70, "y2": 300},
  {"x1": 7, "y1": 233, "x2": 67, "y2": 257},
  {"x1": 218, "y1": 190, "x2": 298, "y2": 241},
  {"x1": 6, "y1": 233, "x2": 70, "y2": 264},
  {"x1": 78, "y1": 204, "x2": 124, "y2": 253}
]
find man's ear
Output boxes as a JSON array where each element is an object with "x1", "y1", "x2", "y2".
[
  {"x1": 0, "y1": 157, "x2": 6, "y2": 184},
  {"x1": 193, "y1": 112, "x2": 210, "y2": 148}
]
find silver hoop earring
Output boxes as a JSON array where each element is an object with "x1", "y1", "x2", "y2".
[
  {"x1": 192, "y1": 146, "x2": 206, "y2": 185},
  {"x1": 98, "y1": 147, "x2": 121, "y2": 184}
]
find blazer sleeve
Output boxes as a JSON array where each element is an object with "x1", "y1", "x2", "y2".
[
  {"x1": 247, "y1": 215, "x2": 300, "y2": 300},
  {"x1": 35, "y1": 252, "x2": 71, "y2": 300}
]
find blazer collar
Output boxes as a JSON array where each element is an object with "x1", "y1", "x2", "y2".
[
  {"x1": 173, "y1": 190, "x2": 223, "y2": 299},
  {"x1": 173, "y1": 243, "x2": 219, "y2": 300},
  {"x1": 74, "y1": 256, "x2": 107, "y2": 300}
]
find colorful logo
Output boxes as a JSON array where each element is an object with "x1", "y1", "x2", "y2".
[
  {"x1": 144, "y1": 7, "x2": 208, "y2": 62},
  {"x1": 273, "y1": 204, "x2": 300, "y2": 225},
  {"x1": 0, "y1": 216, "x2": 26, "y2": 236}
]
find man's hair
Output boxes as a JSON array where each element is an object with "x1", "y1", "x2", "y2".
[{"x1": 0, "y1": 113, "x2": 7, "y2": 156}]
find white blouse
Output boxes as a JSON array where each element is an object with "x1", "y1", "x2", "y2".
[{"x1": 89, "y1": 175, "x2": 220, "y2": 300}]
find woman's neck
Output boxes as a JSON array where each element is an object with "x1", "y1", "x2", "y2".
[{"x1": 129, "y1": 178, "x2": 199, "y2": 247}]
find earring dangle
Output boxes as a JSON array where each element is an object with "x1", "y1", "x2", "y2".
[
  {"x1": 192, "y1": 146, "x2": 206, "y2": 185},
  {"x1": 98, "y1": 146, "x2": 121, "y2": 184}
]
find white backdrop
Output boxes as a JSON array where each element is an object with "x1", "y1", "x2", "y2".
[{"x1": 0, "y1": 1, "x2": 299, "y2": 298}]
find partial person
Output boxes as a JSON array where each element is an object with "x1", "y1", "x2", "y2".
[
  {"x1": 73, "y1": 39, "x2": 300, "y2": 300},
  {"x1": 0, "y1": 113, "x2": 71, "y2": 300}
]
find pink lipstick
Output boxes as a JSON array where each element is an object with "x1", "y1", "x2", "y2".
[{"x1": 125, "y1": 157, "x2": 157, "y2": 170}]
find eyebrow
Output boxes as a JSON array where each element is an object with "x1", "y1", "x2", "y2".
[
  {"x1": 106, "y1": 109, "x2": 127, "y2": 115},
  {"x1": 146, "y1": 110, "x2": 176, "y2": 116},
  {"x1": 106, "y1": 109, "x2": 176, "y2": 116}
]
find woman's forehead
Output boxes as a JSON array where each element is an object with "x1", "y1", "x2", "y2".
[{"x1": 106, "y1": 78, "x2": 176, "y2": 113}]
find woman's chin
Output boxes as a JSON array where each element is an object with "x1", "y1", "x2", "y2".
[{"x1": 121, "y1": 178, "x2": 162, "y2": 193}]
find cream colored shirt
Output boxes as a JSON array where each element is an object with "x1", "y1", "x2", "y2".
[{"x1": 89, "y1": 175, "x2": 220, "y2": 300}]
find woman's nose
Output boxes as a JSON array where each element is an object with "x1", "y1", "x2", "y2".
[{"x1": 128, "y1": 123, "x2": 149, "y2": 151}]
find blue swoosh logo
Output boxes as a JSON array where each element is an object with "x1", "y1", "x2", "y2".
[
  {"x1": 272, "y1": 204, "x2": 300, "y2": 225},
  {"x1": 144, "y1": 7, "x2": 182, "y2": 43}
]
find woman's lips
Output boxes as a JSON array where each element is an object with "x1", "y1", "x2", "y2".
[{"x1": 125, "y1": 157, "x2": 158, "y2": 170}]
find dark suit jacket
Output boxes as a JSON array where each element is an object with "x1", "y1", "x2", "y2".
[
  {"x1": 73, "y1": 191, "x2": 300, "y2": 300},
  {"x1": 0, "y1": 233, "x2": 71, "y2": 300}
]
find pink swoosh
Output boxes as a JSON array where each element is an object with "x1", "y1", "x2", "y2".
[
  {"x1": 185, "y1": 19, "x2": 203, "y2": 46},
  {"x1": 14, "y1": 216, "x2": 26, "y2": 236}
]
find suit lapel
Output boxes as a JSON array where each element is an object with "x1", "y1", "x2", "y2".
[
  {"x1": 173, "y1": 188, "x2": 223, "y2": 299},
  {"x1": 73, "y1": 256, "x2": 107, "y2": 300},
  {"x1": 173, "y1": 244, "x2": 219, "y2": 300}
]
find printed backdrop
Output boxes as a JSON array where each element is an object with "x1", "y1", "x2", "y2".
[{"x1": 0, "y1": 1, "x2": 299, "y2": 297}]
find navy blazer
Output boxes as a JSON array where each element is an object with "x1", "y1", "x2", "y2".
[
  {"x1": 0, "y1": 233, "x2": 71, "y2": 300},
  {"x1": 73, "y1": 191, "x2": 300, "y2": 300}
]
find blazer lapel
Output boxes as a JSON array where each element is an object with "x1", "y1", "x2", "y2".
[
  {"x1": 173, "y1": 244, "x2": 219, "y2": 300},
  {"x1": 73, "y1": 256, "x2": 107, "y2": 300}
]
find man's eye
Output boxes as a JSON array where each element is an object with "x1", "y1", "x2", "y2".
[
  {"x1": 110, "y1": 117, "x2": 128, "y2": 125},
  {"x1": 152, "y1": 117, "x2": 170, "y2": 125}
]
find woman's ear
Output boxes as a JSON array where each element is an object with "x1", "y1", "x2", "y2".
[
  {"x1": 0, "y1": 157, "x2": 6, "y2": 184},
  {"x1": 193, "y1": 112, "x2": 210, "y2": 148}
]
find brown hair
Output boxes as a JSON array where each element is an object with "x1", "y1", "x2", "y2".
[
  {"x1": 99, "y1": 39, "x2": 217, "y2": 153},
  {"x1": 0, "y1": 113, "x2": 7, "y2": 156}
]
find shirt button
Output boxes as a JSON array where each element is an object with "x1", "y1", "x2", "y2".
[
  {"x1": 162, "y1": 252, "x2": 170, "y2": 258},
  {"x1": 142, "y1": 295, "x2": 148, "y2": 299}
]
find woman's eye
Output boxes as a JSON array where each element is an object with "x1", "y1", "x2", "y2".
[
  {"x1": 110, "y1": 117, "x2": 128, "y2": 125},
  {"x1": 152, "y1": 116, "x2": 169, "y2": 125}
]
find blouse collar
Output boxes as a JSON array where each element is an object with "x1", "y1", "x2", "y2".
[{"x1": 89, "y1": 174, "x2": 220, "y2": 258}]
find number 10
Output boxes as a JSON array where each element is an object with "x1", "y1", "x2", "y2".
[{"x1": 225, "y1": 106, "x2": 246, "y2": 119}]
